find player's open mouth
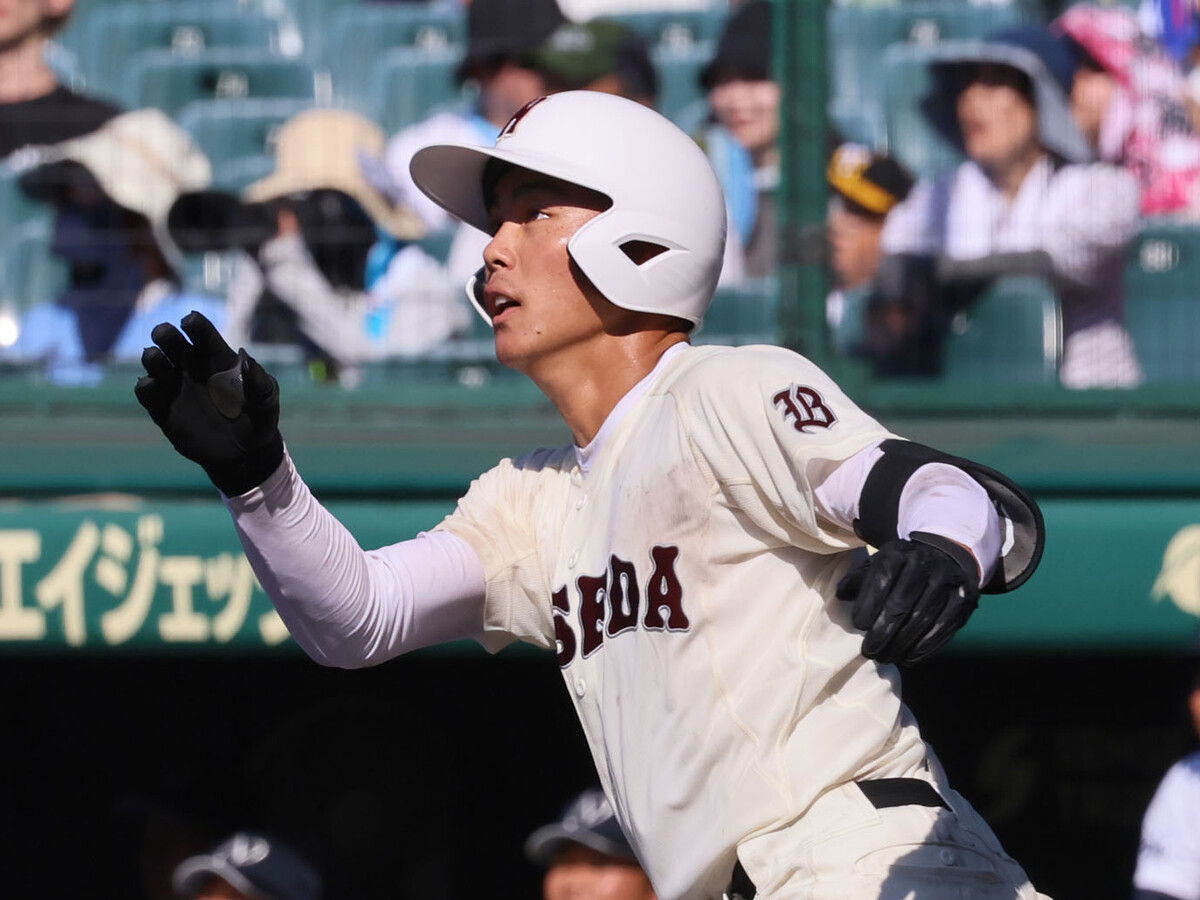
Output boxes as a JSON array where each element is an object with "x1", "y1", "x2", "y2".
[{"x1": 489, "y1": 294, "x2": 520, "y2": 321}]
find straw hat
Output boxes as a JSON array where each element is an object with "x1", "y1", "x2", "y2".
[
  {"x1": 26, "y1": 107, "x2": 212, "y2": 226},
  {"x1": 243, "y1": 108, "x2": 425, "y2": 240}
]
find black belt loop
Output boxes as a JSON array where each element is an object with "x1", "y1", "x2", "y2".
[
  {"x1": 856, "y1": 777, "x2": 950, "y2": 811},
  {"x1": 724, "y1": 860, "x2": 756, "y2": 900}
]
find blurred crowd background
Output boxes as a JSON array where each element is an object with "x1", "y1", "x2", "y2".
[{"x1": 5, "y1": 0, "x2": 1200, "y2": 390}]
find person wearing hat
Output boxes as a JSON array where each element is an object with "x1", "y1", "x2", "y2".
[
  {"x1": 1053, "y1": 3, "x2": 1200, "y2": 219},
  {"x1": 823, "y1": 143, "x2": 938, "y2": 377},
  {"x1": 364, "y1": 0, "x2": 566, "y2": 237},
  {"x1": 697, "y1": 0, "x2": 777, "y2": 280},
  {"x1": 526, "y1": 788, "x2": 657, "y2": 900},
  {"x1": 173, "y1": 831, "x2": 322, "y2": 900},
  {"x1": 0, "y1": 0, "x2": 122, "y2": 161},
  {"x1": 358, "y1": 0, "x2": 567, "y2": 308},
  {"x1": 174, "y1": 107, "x2": 466, "y2": 382},
  {"x1": 535, "y1": 18, "x2": 659, "y2": 109},
  {"x1": 881, "y1": 24, "x2": 1144, "y2": 389},
  {"x1": 5, "y1": 107, "x2": 223, "y2": 385}
]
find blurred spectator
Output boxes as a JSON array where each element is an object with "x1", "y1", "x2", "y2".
[
  {"x1": 358, "y1": 0, "x2": 566, "y2": 299},
  {"x1": 363, "y1": 0, "x2": 565, "y2": 236},
  {"x1": 698, "y1": 0, "x2": 778, "y2": 279},
  {"x1": 823, "y1": 143, "x2": 926, "y2": 376},
  {"x1": 173, "y1": 831, "x2": 322, "y2": 900},
  {"x1": 1054, "y1": 3, "x2": 1200, "y2": 219},
  {"x1": 535, "y1": 18, "x2": 659, "y2": 107},
  {"x1": 882, "y1": 26, "x2": 1144, "y2": 389},
  {"x1": 526, "y1": 787, "x2": 657, "y2": 900},
  {"x1": 0, "y1": 0, "x2": 121, "y2": 161},
  {"x1": 1132, "y1": 659, "x2": 1200, "y2": 900},
  {"x1": 6, "y1": 108, "x2": 219, "y2": 385},
  {"x1": 170, "y1": 107, "x2": 464, "y2": 384}
]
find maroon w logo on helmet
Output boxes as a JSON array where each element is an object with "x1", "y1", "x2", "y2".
[{"x1": 497, "y1": 96, "x2": 548, "y2": 141}]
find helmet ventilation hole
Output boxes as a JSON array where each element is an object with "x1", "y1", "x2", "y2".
[{"x1": 619, "y1": 239, "x2": 669, "y2": 266}]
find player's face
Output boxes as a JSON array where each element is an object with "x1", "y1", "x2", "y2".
[
  {"x1": 543, "y1": 845, "x2": 657, "y2": 900},
  {"x1": 481, "y1": 167, "x2": 616, "y2": 375},
  {"x1": 707, "y1": 75, "x2": 780, "y2": 164},
  {"x1": 956, "y1": 65, "x2": 1040, "y2": 171}
]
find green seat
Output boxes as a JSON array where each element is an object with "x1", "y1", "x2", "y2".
[
  {"x1": 828, "y1": 1, "x2": 1025, "y2": 109},
  {"x1": 0, "y1": 220, "x2": 69, "y2": 316},
  {"x1": 122, "y1": 48, "x2": 321, "y2": 117},
  {"x1": 1124, "y1": 224, "x2": 1200, "y2": 384},
  {"x1": 64, "y1": 2, "x2": 285, "y2": 98},
  {"x1": 881, "y1": 43, "x2": 964, "y2": 179},
  {"x1": 653, "y1": 44, "x2": 713, "y2": 131},
  {"x1": 0, "y1": 166, "x2": 53, "y2": 232},
  {"x1": 606, "y1": 8, "x2": 726, "y2": 52},
  {"x1": 368, "y1": 46, "x2": 465, "y2": 134},
  {"x1": 176, "y1": 97, "x2": 316, "y2": 190},
  {"x1": 942, "y1": 276, "x2": 1061, "y2": 385},
  {"x1": 696, "y1": 277, "x2": 779, "y2": 346},
  {"x1": 325, "y1": 3, "x2": 465, "y2": 105}
]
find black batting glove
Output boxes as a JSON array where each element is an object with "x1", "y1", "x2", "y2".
[
  {"x1": 836, "y1": 532, "x2": 982, "y2": 665},
  {"x1": 135, "y1": 311, "x2": 284, "y2": 497}
]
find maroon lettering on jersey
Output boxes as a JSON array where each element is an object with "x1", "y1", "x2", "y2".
[
  {"x1": 607, "y1": 555, "x2": 640, "y2": 638},
  {"x1": 552, "y1": 586, "x2": 576, "y2": 668},
  {"x1": 772, "y1": 384, "x2": 837, "y2": 433},
  {"x1": 497, "y1": 96, "x2": 547, "y2": 141},
  {"x1": 643, "y1": 545, "x2": 689, "y2": 631},
  {"x1": 578, "y1": 572, "x2": 608, "y2": 658}
]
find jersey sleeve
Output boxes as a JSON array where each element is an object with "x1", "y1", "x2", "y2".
[
  {"x1": 676, "y1": 346, "x2": 897, "y2": 552},
  {"x1": 433, "y1": 450, "x2": 564, "y2": 653}
]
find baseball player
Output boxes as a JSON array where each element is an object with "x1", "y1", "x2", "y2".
[{"x1": 135, "y1": 92, "x2": 1048, "y2": 900}]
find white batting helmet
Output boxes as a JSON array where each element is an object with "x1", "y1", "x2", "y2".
[{"x1": 409, "y1": 91, "x2": 727, "y2": 328}]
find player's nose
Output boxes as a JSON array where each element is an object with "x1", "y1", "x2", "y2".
[{"x1": 484, "y1": 220, "x2": 517, "y2": 271}]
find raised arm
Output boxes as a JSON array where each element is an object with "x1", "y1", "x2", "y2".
[{"x1": 135, "y1": 312, "x2": 488, "y2": 666}]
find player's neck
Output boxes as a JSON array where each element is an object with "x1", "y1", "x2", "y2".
[
  {"x1": 531, "y1": 333, "x2": 688, "y2": 447},
  {"x1": 0, "y1": 34, "x2": 59, "y2": 102}
]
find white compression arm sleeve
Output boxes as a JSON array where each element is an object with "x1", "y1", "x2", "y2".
[
  {"x1": 224, "y1": 452, "x2": 487, "y2": 667},
  {"x1": 815, "y1": 441, "x2": 1002, "y2": 581}
]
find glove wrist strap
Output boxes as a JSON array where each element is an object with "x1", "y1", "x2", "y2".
[
  {"x1": 908, "y1": 531, "x2": 981, "y2": 593},
  {"x1": 204, "y1": 432, "x2": 286, "y2": 497}
]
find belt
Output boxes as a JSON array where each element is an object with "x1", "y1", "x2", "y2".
[{"x1": 722, "y1": 778, "x2": 950, "y2": 900}]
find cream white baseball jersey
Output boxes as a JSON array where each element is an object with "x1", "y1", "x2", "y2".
[{"x1": 436, "y1": 342, "x2": 994, "y2": 899}]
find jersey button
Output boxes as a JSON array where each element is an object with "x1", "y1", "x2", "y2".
[
  {"x1": 568, "y1": 551, "x2": 579, "y2": 568},
  {"x1": 574, "y1": 678, "x2": 587, "y2": 697},
  {"x1": 939, "y1": 849, "x2": 955, "y2": 866},
  {"x1": 575, "y1": 496, "x2": 586, "y2": 510}
]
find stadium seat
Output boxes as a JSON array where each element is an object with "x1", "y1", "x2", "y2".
[
  {"x1": 0, "y1": 220, "x2": 68, "y2": 316},
  {"x1": 63, "y1": 3, "x2": 286, "y2": 98},
  {"x1": 880, "y1": 43, "x2": 965, "y2": 179},
  {"x1": 828, "y1": 1, "x2": 1025, "y2": 109},
  {"x1": 121, "y1": 49, "x2": 323, "y2": 117},
  {"x1": 367, "y1": 46, "x2": 465, "y2": 134},
  {"x1": 176, "y1": 98, "x2": 317, "y2": 191},
  {"x1": 942, "y1": 276, "x2": 1061, "y2": 385},
  {"x1": 607, "y1": 8, "x2": 727, "y2": 52},
  {"x1": 652, "y1": 44, "x2": 713, "y2": 132},
  {"x1": 1124, "y1": 224, "x2": 1200, "y2": 384},
  {"x1": 325, "y1": 3, "x2": 465, "y2": 106},
  {"x1": 0, "y1": 166, "x2": 53, "y2": 232},
  {"x1": 697, "y1": 277, "x2": 779, "y2": 346}
]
